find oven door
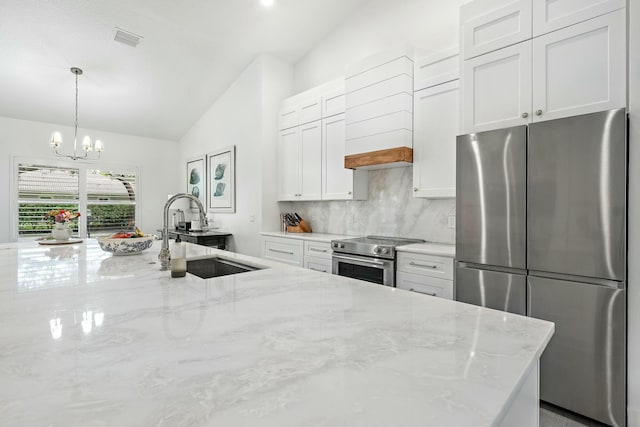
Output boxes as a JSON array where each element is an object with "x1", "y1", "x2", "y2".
[{"x1": 332, "y1": 253, "x2": 395, "y2": 286}]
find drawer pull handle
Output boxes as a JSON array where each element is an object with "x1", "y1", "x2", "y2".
[
  {"x1": 409, "y1": 262, "x2": 438, "y2": 269},
  {"x1": 269, "y1": 248, "x2": 294, "y2": 255},
  {"x1": 309, "y1": 267, "x2": 327, "y2": 273},
  {"x1": 310, "y1": 248, "x2": 328, "y2": 253},
  {"x1": 409, "y1": 288, "x2": 437, "y2": 297}
]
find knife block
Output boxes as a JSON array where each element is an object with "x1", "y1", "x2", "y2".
[{"x1": 286, "y1": 220, "x2": 312, "y2": 233}]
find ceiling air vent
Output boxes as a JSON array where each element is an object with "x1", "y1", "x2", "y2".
[{"x1": 114, "y1": 28, "x2": 143, "y2": 47}]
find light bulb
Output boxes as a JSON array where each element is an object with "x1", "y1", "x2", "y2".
[
  {"x1": 82, "y1": 136, "x2": 92, "y2": 151},
  {"x1": 50, "y1": 131, "x2": 62, "y2": 147},
  {"x1": 261, "y1": 0, "x2": 274, "y2": 7},
  {"x1": 94, "y1": 140, "x2": 104, "y2": 152}
]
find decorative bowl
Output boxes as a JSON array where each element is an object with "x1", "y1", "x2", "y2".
[{"x1": 96, "y1": 235, "x2": 155, "y2": 256}]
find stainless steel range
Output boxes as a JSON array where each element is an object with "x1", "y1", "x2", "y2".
[{"x1": 331, "y1": 236, "x2": 424, "y2": 287}]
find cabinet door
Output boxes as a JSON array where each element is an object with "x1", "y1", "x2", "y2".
[
  {"x1": 299, "y1": 120, "x2": 322, "y2": 201},
  {"x1": 462, "y1": 0, "x2": 532, "y2": 59},
  {"x1": 278, "y1": 103, "x2": 298, "y2": 130},
  {"x1": 532, "y1": 10, "x2": 626, "y2": 123},
  {"x1": 462, "y1": 41, "x2": 532, "y2": 134},
  {"x1": 413, "y1": 80, "x2": 459, "y2": 199},
  {"x1": 322, "y1": 114, "x2": 355, "y2": 200},
  {"x1": 322, "y1": 87, "x2": 346, "y2": 118},
  {"x1": 277, "y1": 127, "x2": 300, "y2": 201},
  {"x1": 533, "y1": 0, "x2": 625, "y2": 36},
  {"x1": 304, "y1": 255, "x2": 333, "y2": 274},
  {"x1": 299, "y1": 97, "x2": 322, "y2": 125}
]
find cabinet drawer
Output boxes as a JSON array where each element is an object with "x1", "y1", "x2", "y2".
[
  {"x1": 396, "y1": 271, "x2": 453, "y2": 300},
  {"x1": 304, "y1": 255, "x2": 332, "y2": 274},
  {"x1": 397, "y1": 252, "x2": 454, "y2": 280},
  {"x1": 261, "y1": 237, "x2": 304, "y2": 266},
  {"x1": 414, "y1": 48, "x2": 459, "y2": 91},
  {"x1": 304, "y1": 241, "x2": 332, "y2": 259}
]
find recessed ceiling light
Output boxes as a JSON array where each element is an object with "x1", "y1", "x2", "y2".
[{"x1": 261, "y1": 0, "x2": 274, "y2": 7}]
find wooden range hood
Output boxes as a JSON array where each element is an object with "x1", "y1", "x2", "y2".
[{"x1": 345, "y1": 147, "x2": 413, "y2": 170}]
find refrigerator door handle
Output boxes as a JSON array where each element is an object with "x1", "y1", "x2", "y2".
[
  {"x1": 457, "y1": 261, "x2": 526, "y2": 275},
  {"x1": 528, "y1": 270, "x2": 625, "y2": 290}
]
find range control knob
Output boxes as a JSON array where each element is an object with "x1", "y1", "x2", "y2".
[
  {"x1": 380, "y1": 247, "x2": 389, "y2": 255},
  {"x1": 332, "y1": 243, "x2": 338, "y2": 248},
  {"x1": 373, "y1": 246, "x2": 381, "y2": 254},
  {"x1": 339, "y1": 243, "x2": 345, "y2": 249}
]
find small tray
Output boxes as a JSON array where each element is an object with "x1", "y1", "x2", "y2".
[{"x1": 38, "y1": 238, "x2": 84, "y2": 246}]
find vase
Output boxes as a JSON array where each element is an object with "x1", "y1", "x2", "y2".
[{"x1": 51, "y1": 223, "x2": 71, "y2": 241}]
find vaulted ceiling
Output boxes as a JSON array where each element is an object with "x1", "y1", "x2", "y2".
[{"x1": 0, "y1": 0, "x2": 368, "y2": 140}]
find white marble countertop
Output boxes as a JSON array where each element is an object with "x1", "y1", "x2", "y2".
[
  {"x1": 397, "y1": 242, "x2": 456, "y2": 258},
  {"x1": 0, "y1": 240, "x2": 553, "y2": 426},
  {"x1": 260, "y1": 231, "x2": 358, "y2": 243}
]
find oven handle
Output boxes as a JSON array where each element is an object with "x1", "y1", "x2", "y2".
[{"x1": 332, "y1": 254, "x2": 387, "y2": 268}]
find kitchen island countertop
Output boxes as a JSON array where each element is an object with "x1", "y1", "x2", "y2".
[{"x1": 0, "y1": 240, "x2": 552, "y2": 426}]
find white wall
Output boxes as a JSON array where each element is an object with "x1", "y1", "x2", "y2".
[
  {"x1": 179, "y1": 54, "x2": 293, "y2": 257},
  {"x1": 0, "y1": 116, "x2": 180, "y2": 243},
  {"x1": 627, "y1": 0, "x2": 639, "y2": 424},
  {"x1": 294, "y1": 0, "x2": 467, "y2": 92}
]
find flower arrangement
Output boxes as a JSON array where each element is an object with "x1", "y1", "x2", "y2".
[{"x1": 45, "y1": 209, "x2": 81, "y2": 224}]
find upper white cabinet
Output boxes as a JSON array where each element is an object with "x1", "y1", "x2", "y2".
[
  {"x1": 461, "y1": 0, "x2": 532, "y2": 59},
  {"x1": 413, "y1": 80, "x2": 459, "y2": 199},
  {"x1": 461, "y1": 7, "x2": 626, "y2": 133},
  {"x1": 532, "y1": 0, "x2": 625, "y2": 36},
  {"x1": 277, "y1": 78, "x2": 368, "y2": 202},
  {"x1": 278, "y1": 92, "x2": 322, "y2": 131},
  {"x1": 461, "y1": 0, "x2": 625, "y2": 58},
  {"x1": 322, "y1": 113, "x2": 368, "y2": 200},
  {"x1": 277, "y1": 121, "x2": 322, "y2": 201},
  {"x1": 414, "y1": 48, "x2": 460, "y2": 91},
  {"x1": 531, "y1": 9, "x2": 626, "y2": 122},
  {"x1": 462, "y1": 41, "x2": 532, "y2": 133}
]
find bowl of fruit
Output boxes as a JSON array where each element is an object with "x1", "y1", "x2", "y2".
[{"x1": 96, "y1": 227, "x2": 156, "y2": 256}]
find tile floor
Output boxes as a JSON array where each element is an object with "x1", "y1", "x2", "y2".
[{"x1": 540, "y1": 402, "x2": 606, "y2": 427}]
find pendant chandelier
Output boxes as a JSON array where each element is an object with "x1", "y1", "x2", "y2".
[{"x1": 50, "y1": 67, "x2": 104, "y2": 160}]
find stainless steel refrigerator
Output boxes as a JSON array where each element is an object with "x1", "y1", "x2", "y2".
[{"x1": 455, "y1": 108, "x2": 627, "y2": 427}]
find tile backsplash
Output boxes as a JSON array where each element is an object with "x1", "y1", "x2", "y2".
[{"x1": 285, "y1": 167, "x2": 456, "y2": 244}]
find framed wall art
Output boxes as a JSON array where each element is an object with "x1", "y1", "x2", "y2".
[
  {"x1": 207, "y1": 146, "x2": 236, "y2": 213},
  {"x1": 186, "y1": 156, "x2": 206, "y2": 211}
]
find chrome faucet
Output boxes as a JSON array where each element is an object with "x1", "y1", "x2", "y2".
[{"x1": 159, "y1": 193, "x2": 208, "y2": 270}]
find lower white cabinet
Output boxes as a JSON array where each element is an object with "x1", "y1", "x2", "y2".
[
  {"x1": 261, "y1": 236, "x2": 304, "y2": 267},
  {"x1": 260, "y1": 236, "x2": 334, "y2": 274},
  {"x1": 304, "y1": 256, "x2": 332, "y2": 274},
  {"x1": 396, "y1": 252, "x2": 454, "y2": 300}
]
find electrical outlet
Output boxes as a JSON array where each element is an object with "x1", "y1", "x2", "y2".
[{"x1": 447, "y1": 215, "x2": 456, "y2": 229}]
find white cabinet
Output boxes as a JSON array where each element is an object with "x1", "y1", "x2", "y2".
[
  {"x1": 261, "y1": 236, "x2": 304, "y2": 267},
  {"x1": 277, "y1": 121, "x2": 322, "y2": 201},
  {"x1": 396, "y1": 252, "x2": 454, "y2": 300},
  {"x1": 260, "y1": 235, "x2": 335, "y2": 274},
  {"x1": 461, "y1": 0, "x2": 625, "y2": 59},
  {"x1": 278, "y1": 96, "x2": 321, "y2": 130},
  {"x1": 303, "y1": 241, "x2": 333, "y2": 274},
  {"x1": 413, "y1": 80, "x2": 459, "y2": 199},
  {"x1": 414, "y1": 48, "x2": 460, "y2": 91},
  {"x1": 462, "y1": 8, "x2": 626, "y2": 133},
  {"x1": 278, "y1": 78, "x2": 368, "y2": 202},
  {"x1": 462, "y1": 41, "x2": 532, "y2": 133},
  {"x1": 322, "y1": 113, "x2": 368, "y2": 200},
  {"x1": 277, "y1": 127, "x2": 300, "y2": 200},
  {"x1": 461, "y1": 0, "x2": 532, "y2": 59},
  {"x1": 532, "y1": 0, "x2": 625, "y2": 36},
  {"x1": 300, "y1": 121, "x2": 322, "y2": 200},
  {"x1": 531, "y1": 9, "x2": 626, "y2": 122}
]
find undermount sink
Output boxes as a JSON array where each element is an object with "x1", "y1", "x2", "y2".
[{"x1": 186, "y1": 257, "x2": 264, "y2": 279}]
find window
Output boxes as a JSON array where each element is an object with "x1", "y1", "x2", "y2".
[{"x1": 16, "y1": 161, "x2": 138, "y2": 239}]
